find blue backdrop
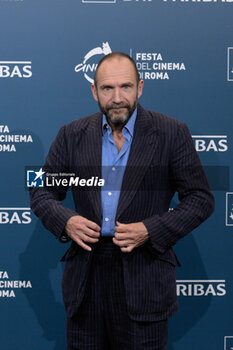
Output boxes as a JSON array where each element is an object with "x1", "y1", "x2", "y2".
[{"x1": 0, "y1": 0, "x2": 233, "y2": 349}]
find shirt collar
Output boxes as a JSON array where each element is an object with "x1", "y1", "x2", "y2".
[{"x1": 102, "y1": 107, "x2": 137, "y2": 137}]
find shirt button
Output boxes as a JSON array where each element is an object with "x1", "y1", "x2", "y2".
[
  {"x1": 105, "y1": 217, "x2": 109, "y2": 222},
  {"x1": 112, "y1": 167, "x2": 116, "y2": 171},
  {"x1": 108, "y1": 192, "x2": 112, "y2": 196}
]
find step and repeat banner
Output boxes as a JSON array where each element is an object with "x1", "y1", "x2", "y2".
[{"x1": 0, "y1": 1, "x2": 233, "y2": 349}]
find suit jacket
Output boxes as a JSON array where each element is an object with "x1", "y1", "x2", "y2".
[{"x1": 30, "y1": 104, "x2": 214, "y2": 321}]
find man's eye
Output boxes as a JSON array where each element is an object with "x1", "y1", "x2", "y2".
[{"x1": 104, "y1": 87, "x2": 111, "y2": 91}]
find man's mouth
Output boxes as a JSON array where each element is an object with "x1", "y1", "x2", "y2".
[{"x1": 110, "y1": 106, "x2": 127, "y2": 110}]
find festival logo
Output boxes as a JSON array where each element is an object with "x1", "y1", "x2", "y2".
[
  {"x1": 0, "y1": 125, "x2": 33, "y2": 152},
  {"x1": 130, "y1": 49, "x2": 186, "y2": 80},
  {"x1": 0, "y1": 271, "x2": 32, "y2": 298},
  {"x1": 74, "y1": 42, "x2": 112, "y2": 84}
]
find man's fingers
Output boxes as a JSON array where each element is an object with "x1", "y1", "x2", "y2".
[
  {"x1": 112, "y1": 237, "x2": 132, "y2": 247},
  {"x1": 75, "y1": 238, "x2": 92, "y2": 252},
  {"x1": 81, "y1": 226, "x2": 100, "y2": 238},
  {"x1": 115, "y1": 223, "x2": 128, "y2": 233},
  {"x1": 84, "y1": 218, "x2": 101, "y2": 232},
  {"x1": 74, "y1": 231, "x2": 98, "y2": 243},
  {"x1": 114, "y1": 233, "x2": 134, "y2": 240},
  {"x1": 66, "y1": 216, "x2": 100, "y2": 235},
  {"x1": 67, "y1": 226, "x2": 99, "y2": 243},
  {"x1": 72, "y1": 233, "x2": 98, "y2": 251},
  {"x1": 65, "y1": 216, "x2": 101, "y2": 251},
  {"x1": 82, "y1": 235, "x2": 99, "y2": 244},
  {"x1": 120, "y1": 245, "x2": 134, "y2": 253},
  {"x1": 72, "y1": 222, "x2": 100, "y2": 238}
]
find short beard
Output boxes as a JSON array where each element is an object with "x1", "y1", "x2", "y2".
[{"x1": 98, "y1": 100, "x2": 137, "y2": 128}]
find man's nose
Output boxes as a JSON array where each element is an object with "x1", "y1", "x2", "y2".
[{"x1": 112, "y1": 88, "x2": 122, "y2": 103}]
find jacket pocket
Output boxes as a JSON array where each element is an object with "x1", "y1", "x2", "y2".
[{"x1": 146, "y1": 245, "x2": 181, "y2": 267}]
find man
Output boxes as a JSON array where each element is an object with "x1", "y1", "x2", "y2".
[{"x1": 30, "y1": 52, "x2": 214, "y2": 350}]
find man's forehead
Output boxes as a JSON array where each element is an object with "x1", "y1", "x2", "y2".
[{"x1": 97, "y1": 57, "x2": 136, "y2": 82}]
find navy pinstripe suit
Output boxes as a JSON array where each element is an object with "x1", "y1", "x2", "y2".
[{"x1": 30, "y1": 104, "x2": 214, "y2": 324}]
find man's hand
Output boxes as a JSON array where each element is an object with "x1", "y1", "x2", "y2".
[
  {"x1": 113, "y1": 221, "x2": 149, "y2": 253},
  {"x1": 65, "y1": 215, "x2": 100, "y2": 251}
]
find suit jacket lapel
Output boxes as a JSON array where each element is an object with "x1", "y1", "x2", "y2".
[
  {"x1": 75, "y1": 113, "x2": 102, "y2": 221},
  {"x1": 116, "y1": 105, "x2": 160, "y2": 220}
]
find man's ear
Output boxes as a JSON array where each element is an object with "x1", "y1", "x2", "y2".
[
  {"x1": 91, "y1": 84, "x2": 98, "y2": 102},
  {"x1": 137, "y1": 80, "x2": 144, "y2": 99}
]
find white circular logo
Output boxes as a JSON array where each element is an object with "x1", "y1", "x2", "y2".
[{"x1": 74, "y1": 42, "x2": 112, "y2": 84}]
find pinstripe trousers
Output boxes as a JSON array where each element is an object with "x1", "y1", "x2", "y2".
[{"x1": 66, "y1": 238, "x2": 168, "y2": 350}]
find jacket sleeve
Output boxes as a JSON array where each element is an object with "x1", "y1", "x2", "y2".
[
  {"x1": 29, "y1": 125, "x2": 77, "y2": 242},
  {"x1": 142, "y1": 122, "x2": 215, "y2": 255}
]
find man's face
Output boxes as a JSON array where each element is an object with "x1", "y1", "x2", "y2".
[{"x1": 91, "y1": 57, "x2": 144, "y2": 127}]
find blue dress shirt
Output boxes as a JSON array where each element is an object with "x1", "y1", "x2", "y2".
[{"x1": 101, "y1": 108, "x2": 137, "y2": 236}]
